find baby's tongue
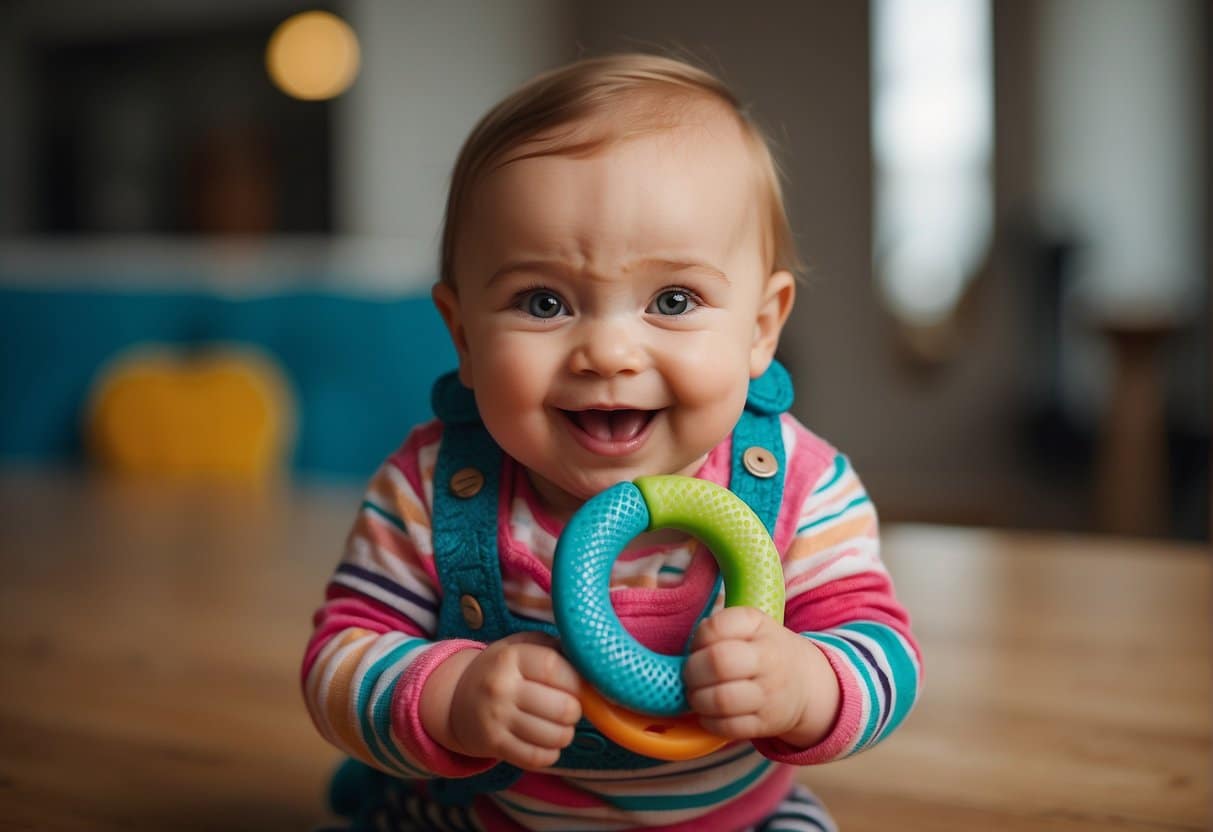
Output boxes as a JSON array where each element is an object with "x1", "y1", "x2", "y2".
[{"x1": 576, "y1": 409, "x2": 649, "y2": 442}]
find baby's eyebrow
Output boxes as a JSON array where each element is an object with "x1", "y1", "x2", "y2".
[
  {"x1": 486, "y1": 257, "x2": 730, "y2": 286},
  {"x1": 487, "y1": 259, "x2": 571, "y2": 286},
  {"x1": 628, "y1": 258, "x2": 730, "y2": 284}
]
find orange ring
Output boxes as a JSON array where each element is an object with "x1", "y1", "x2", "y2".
[{"x1": 577, "y1": 682, "x2": 729, "y2": 762}]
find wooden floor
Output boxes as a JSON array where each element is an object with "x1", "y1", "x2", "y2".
[{"x1": 0, "y1": 471, "x2": 1208, "y2": 831}]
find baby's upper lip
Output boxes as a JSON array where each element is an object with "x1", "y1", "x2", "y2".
[{"x1": 557, "y1": 404, "x2": 659, "y2": 412}]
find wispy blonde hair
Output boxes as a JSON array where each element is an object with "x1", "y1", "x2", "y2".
[{"x1": 439, "y1": 53, "x2": 801, "y2": 286}]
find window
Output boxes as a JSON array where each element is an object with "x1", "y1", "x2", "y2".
[{"x1": 871, "y1": 0, "x2": 994, "y2": 337}]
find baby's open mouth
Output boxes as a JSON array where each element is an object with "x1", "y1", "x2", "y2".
[{"x1": 561, "y1": 409, "x2": 658, "y2": 443}]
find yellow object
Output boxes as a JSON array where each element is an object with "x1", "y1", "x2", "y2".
[
  {"x1": 86, "y1": 346, "x2": 295, "y2": 480},
  {"x1": 266, "y1": 11, "x2": 361, "y2": 101}
]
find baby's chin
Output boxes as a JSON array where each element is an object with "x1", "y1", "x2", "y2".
[
  {"x1": 526, "y1": 456, "x2": 711, "y2": 515},
  {"x1": 525, "y1": 469, "x2": 624, "y2": 516}
]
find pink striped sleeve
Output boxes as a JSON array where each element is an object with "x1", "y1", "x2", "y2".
[
  {"x1": 392, "y1": 639, "x2": 498, "y2": 777},
  {"x1": 752, "y1": 642, "x2": 866, "y2": 764},
  {"x1": 754, "y1": 425, "x2": 921, "y2": 764},
  {"x1": 302, "y1": 422, "x2": 512, "y2": 779}
]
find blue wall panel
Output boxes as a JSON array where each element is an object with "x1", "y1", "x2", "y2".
[{"x1": 0, "y1": 287, "x2": 457, "y2": 480}]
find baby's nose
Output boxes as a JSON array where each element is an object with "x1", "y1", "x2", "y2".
[{"x1": 569, "y1": 318, "x2": 648, "y2": 377}]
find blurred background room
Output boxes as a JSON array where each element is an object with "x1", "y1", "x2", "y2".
[
  {"x1": 0, "y1": 0, "x2": 1206, "y2": 538},
  {"x1": 0, "y1": 1, "x2": 1208, "y2": 830}
]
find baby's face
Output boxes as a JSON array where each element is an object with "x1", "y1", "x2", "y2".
[{"x1": 435, "y1": 111, "x2": 794, "y2": 513}]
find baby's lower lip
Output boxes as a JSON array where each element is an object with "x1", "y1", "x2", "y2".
[{"x1": 558, "y1": 409, "x2": 660, "y2": 457}]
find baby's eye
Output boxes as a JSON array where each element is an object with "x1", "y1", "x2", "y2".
[
  {"x1": 528, "y1": 293, "x2": 562, "y2": 318},
  {"x1": 649, "y1": 289, "x2": 697, "y2": 316},
  {"x1": 521, "y1": 290, "x2": 567, "y2": 319}
]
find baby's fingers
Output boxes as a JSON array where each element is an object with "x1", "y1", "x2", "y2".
[
  {"x1": 508, "y1": 712, "x2": 576, "y2": 758},
  {"x1": 684, "y1": 640, "x2": 759, "y2": 688},
  {"x1": 697, "y1": 713, "x2": 767, "y2": 741},
  {"x1": 517, "y1": 682, "x2": 582, "y2": 727},
  {"x1": 687, "y1": 679, "x2": 763, "y2": 718},
  {"x1": 516, "y1": 642, "x2": 581, "y2": 694},
  {"x1": 495, "y1": 732, "x2": 563, "y2": 771},
  {"x1": 690, "y1": 606, "x2": 769, "y2": 651}
]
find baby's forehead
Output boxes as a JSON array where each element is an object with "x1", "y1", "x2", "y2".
[
  {"x1": 447, "y1": 93, "x2": 780, "y2": 287},
  {"x1": 440, "y1": 64, "x2": 797, "y2": 286},
  {"x1": 461, "y1": 119, "x2": 767, "y2": 280},
  {"x1": 502, "y1": 95, "x2": 753, "y2": 169},
  {"x1": 481, "y1": 103, "x2": 766, "y2": 233}
]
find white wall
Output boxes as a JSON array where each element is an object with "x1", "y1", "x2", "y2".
[
  {"x1": 334, "y1": 0, "x2": 576, "y2": 284},
  {"x1": 1038, "y1": 0, "x2": 1204, "y2": 313},
  {"x1": 1036, "y1": 0, "x2": 1206, "y2": 422}
]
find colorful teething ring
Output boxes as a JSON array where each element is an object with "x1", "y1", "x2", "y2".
[{"x1": 551, "y1": 475, "x2": 785, "y2": 760}]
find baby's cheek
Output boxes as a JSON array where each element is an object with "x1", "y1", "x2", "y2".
[
  {"x1": 668, "y1": 376, "x2": 750, "y2": 457},
  {"x1": 477, "y1": 341, "x2": 547, "y2": 397},
  {"x1": 670, "y1": 348, "x2": 751, "y2": 407}
]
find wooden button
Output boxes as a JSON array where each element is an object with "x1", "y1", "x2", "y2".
[
  {"x1": 742, "y1": 446, "x2": 778, "y2": 478},
  {"x1": 459, "y1": 594, "x2": 485, "y2": 630},
  {"x1": 450, "y1": 467, "x2": 484, "y2": 498}
]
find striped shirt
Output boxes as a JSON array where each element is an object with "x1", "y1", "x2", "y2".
[{"x1": 302, "y1": 415, "x2": 921, "y2": 830}]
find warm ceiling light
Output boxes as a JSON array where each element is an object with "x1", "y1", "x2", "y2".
[{"x1": 266, "y1": 11, "x2": 360, "y2": 101}]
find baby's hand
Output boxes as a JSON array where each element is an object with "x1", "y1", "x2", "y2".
[
  {"x1": 684, "y1": 606, "x2": 839, "y2": 746},
  {"x1": 446, "y1": 631, "x2": 582, "y2": 770}
]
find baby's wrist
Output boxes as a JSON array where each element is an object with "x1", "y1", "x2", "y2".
[
  {"x1": 777, "y1": 637, "x2": 841, "y2": 748},
  {"x1": 419, "y1": 647, "x2": 482, "y2": 754}
]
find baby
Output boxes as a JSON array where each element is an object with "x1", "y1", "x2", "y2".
[{"x1": 303, "y1": 53, "x2": 921, "y2": 831}]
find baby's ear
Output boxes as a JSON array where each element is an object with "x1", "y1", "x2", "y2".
[
  {"x1": 432, "y1": 282, "x2": 474, "y2": 388},
  {"x1": 750, "y1": 270, "x2": 796, "y2": 377}
]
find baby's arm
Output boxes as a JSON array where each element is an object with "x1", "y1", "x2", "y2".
[
  {"x1": 301, "y1": 434, "x2": 578, "y2": 778},
  {"x1": 686, "y1": 453, "x2": 921, "y2": 761}
]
